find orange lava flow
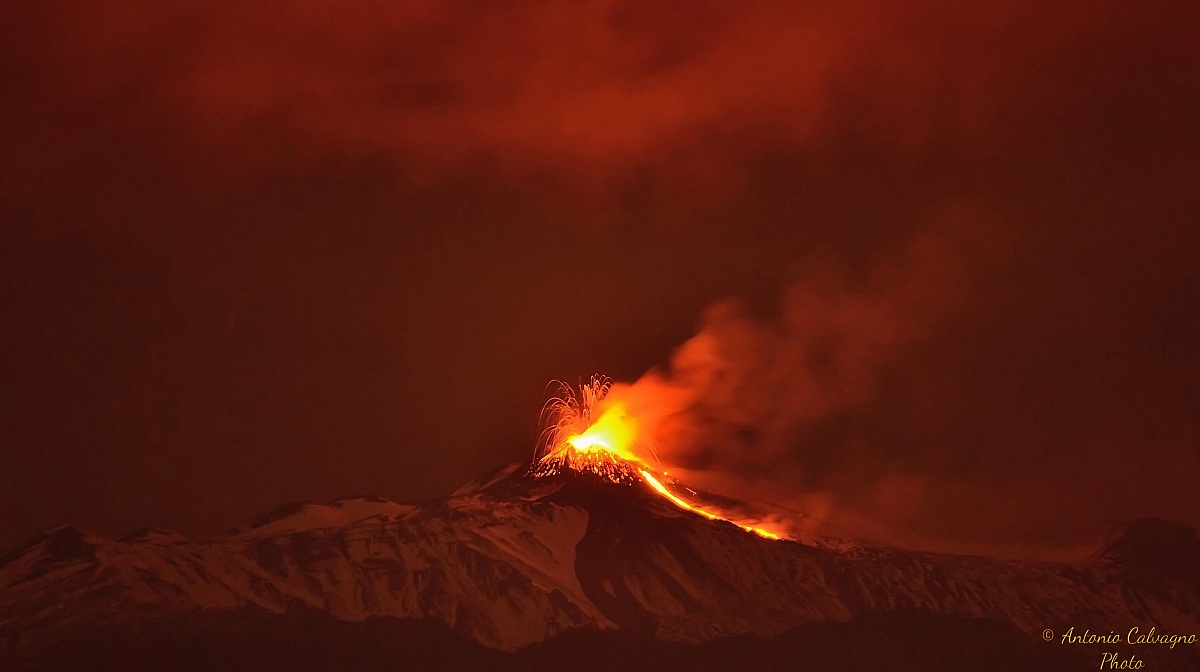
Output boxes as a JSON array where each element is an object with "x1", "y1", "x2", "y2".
[
  {"x1": 640, "y1": 470, "x2": 781, "y2": 540},
  {"x1": 535, "y1": 377, "x2": 784, "y2": 541}
]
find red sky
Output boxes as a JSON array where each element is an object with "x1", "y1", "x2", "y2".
[{"x1": 1, "y1": 0, "x2": 1198, "y2": 552}]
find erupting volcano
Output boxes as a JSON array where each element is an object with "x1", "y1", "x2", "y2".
[
  {"x1": 3, "y1": 378, "x2": 1199, "y2": 672},
  {"x1": 529, "y1": 377, "x2": 784, "y2": 540}
]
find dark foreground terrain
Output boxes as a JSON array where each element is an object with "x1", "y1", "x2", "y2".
[{"x1": 4, "y1": 608, "x2": 1120, "y2": 672}]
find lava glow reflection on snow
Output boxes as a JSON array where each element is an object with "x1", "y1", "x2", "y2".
[{"x1": 535, "y1": 376, "x2": 785, "y2": 541}]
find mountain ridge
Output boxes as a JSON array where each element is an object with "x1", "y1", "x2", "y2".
[{"x1": 2, "y1": 460, "x2": 1198, "y2": 669}]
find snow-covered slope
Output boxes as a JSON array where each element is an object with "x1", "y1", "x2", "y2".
[{"x1": 1, "y1": 463, "x2": 1198, "y2": 655}]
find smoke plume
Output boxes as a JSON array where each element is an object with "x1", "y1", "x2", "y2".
[{"x1": 605, "y1": 208, "x2": 1011, "y2": 543}]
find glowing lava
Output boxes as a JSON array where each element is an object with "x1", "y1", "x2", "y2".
[
  {"x1": 565, "y1": 405, "x2": 639, "y2": 461},
  {"x1": 533, "y1": 376, "x2": 784, "y2": 541},
  {"x1": 640, "y1": 470, "x2": 780, "y2": 540}
]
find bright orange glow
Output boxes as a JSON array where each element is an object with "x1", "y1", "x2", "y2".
[
  {"x1": 534, "y1": 376, "x2": 786, "y2": 541},
  {"x1": 538, "y1": 377, "x2": 649, "y2": 465},
  {"x1": 565, "y1": 404, "x2": 639, "y2": 460}
]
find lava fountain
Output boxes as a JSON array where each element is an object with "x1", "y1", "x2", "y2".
[{"x1": 531, "y1": 376, "x2": 784, "y2": 540}]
